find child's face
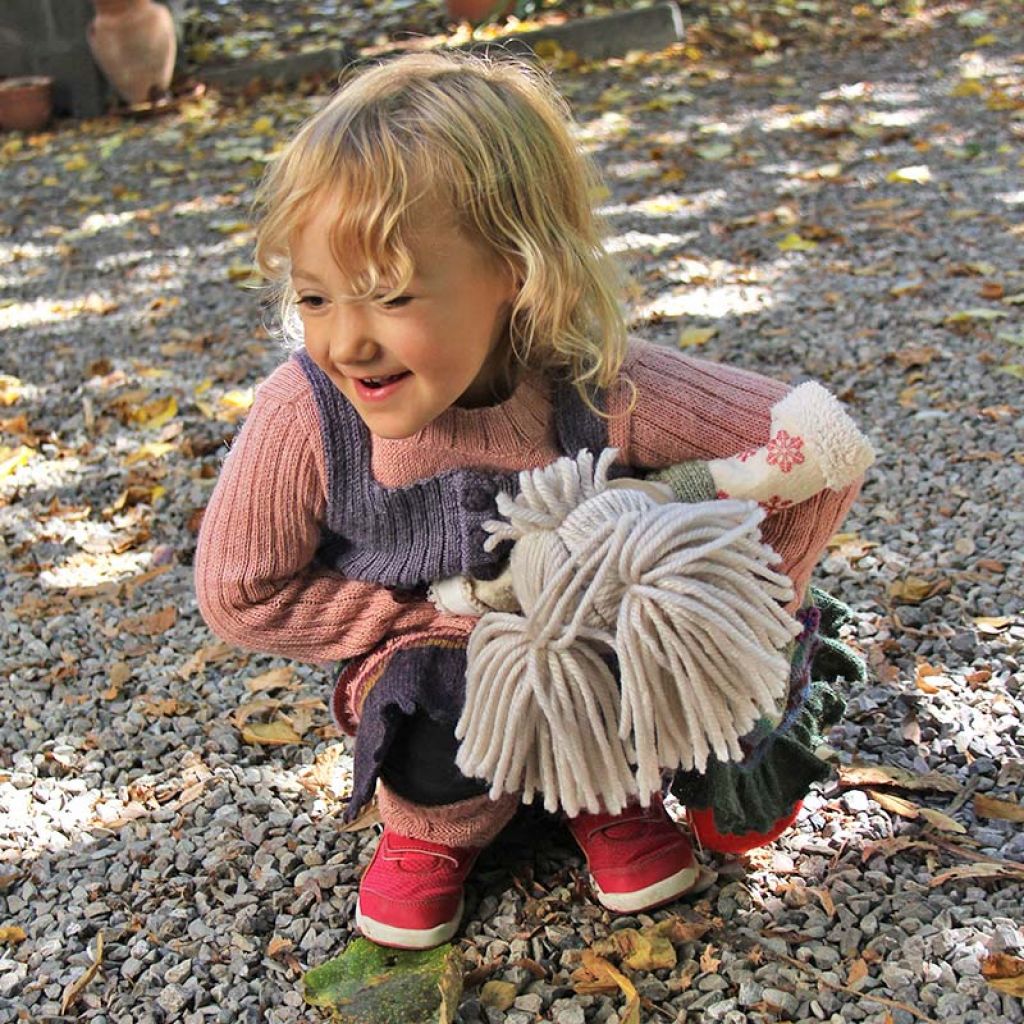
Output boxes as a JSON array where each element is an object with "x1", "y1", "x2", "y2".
[{"x1": 290, "y1": 198, "x2": 518, "y2": 439}]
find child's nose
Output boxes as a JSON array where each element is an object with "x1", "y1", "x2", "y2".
[{"x1": 329, "y1": 307, "x2": 377, "y2": 366}]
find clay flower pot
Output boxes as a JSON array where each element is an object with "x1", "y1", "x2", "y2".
[
  {"x1": 88, "y1": 0, "x2": 176, "y2": 106},
  {"x1": 0, "y1": 77, "x2": 54, "y2": 133}
]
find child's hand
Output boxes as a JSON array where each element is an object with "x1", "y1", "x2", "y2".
[{"x1": 427, "y1": 563, "x2": 520, "y2": 616}]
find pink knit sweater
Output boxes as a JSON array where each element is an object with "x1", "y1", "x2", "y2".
[{"x1": 195, "y1": 339, "x2": 860, "y2": 666}]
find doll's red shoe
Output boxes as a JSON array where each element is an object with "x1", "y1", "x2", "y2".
[
  {"x1": 567, "y1": 794, "x2": 698, "y2": 913},
  {"x1": 356, "y1": 828, "x2": 480, "y2": 949},
  {"x1": 686, "y1": 801, "x2": 803, "y2": 855}
]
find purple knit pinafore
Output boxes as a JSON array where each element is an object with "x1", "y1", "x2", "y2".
[{"x1": 295, "y1": 351, "x2": 616, "y2": 817}]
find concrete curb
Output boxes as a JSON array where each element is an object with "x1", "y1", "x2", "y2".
[{"x1": 199, "y1": 2, "x2": 683, "y2": 92}]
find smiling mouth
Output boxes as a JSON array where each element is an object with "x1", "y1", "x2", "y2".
[{"x1": 360, "y1": 372, "x2": 410, "y2": 389}]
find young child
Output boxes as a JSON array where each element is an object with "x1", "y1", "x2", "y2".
[{"x1": 195, "y1": 50, "x2": 863, "y2": 951}]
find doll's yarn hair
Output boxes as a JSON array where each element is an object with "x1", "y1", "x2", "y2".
[
  {"x1": 253, "y1": 49, "x2": 628, "y2": 415},
  {"x1": 455, "y1": 449, "x2": 802, "y2": 818}
]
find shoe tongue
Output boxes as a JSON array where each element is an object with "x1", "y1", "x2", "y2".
[{"x1": 398, "y1": 850, "x2": 447, "y2": 871}]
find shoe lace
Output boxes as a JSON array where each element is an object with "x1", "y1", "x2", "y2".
[
  {"x1": 384, "y1": 842, "x2": 460, "y2": 869},
  {"x1": 587, "y1": 807, "x2": 663, "y2": 841}
]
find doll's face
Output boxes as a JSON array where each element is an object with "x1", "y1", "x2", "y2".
[{"x1": 290, "y1": 197, "x2": 518, "y2": 439}]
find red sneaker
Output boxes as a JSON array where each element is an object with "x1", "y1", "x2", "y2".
[
  {"x1": 356, "y1": 828, "x2": 480, "y2": 949},
  {"x1": 567, "y1": 794, "x2": 698, "y2": 913}
]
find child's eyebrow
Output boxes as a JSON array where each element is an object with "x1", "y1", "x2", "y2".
[{"x1": 291, "y1": 269, "x2": 324, "y2": 284}]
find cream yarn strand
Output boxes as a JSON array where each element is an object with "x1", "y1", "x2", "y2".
[{"x1": 455, "y1": 448, "x2": 801, "y2": 817}]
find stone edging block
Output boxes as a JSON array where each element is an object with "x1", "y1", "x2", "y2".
[{"x1": 201, "y1": 2, "x2": 683, "y2": 91}]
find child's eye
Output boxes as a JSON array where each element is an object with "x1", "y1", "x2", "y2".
[
  {"x1": 377, "y1": 295, "x2": 413, "y2": 309},
  {"x1": 296, "y1": 295, "x2": 326, "y2": 310}
]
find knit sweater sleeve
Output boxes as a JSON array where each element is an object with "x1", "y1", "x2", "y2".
[
  {"x1": 194, "y1": 361, "x2": 449, "y2": 665},
  {"x1": 607, "y1": 339, "x2": 862, "y2": 603}
]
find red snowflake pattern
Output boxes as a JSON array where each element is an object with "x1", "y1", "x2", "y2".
[
  {"x1": 765, "y1": 430, "x2": 805, "y2": 473},
  {"x1": 759, "y1": 495, "x2": 794, "y2": 515},
  {"x1": 735, "y1": 447, "x2": 760, "y2": 463},
  {"x1": 716, "y1": 489, "x2": 730, "y2": 499}
]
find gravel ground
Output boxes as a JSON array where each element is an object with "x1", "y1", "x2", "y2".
[{"x1": 2, "y1": 4, "x2": 1023, "y2": 1022}]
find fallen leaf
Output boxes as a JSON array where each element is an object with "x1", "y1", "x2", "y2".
[
  {"x1": 101, "y1": 661, "x2": 131, "y2": 700},
  {"x1": 888, "y1": 575, "x2": 948, "y2": 604},
  {"x1": 848, "y1": 958, "x2": 869, "y2": 985},
  {"x1": 695, "y1": 142, "x2": 733, "y2": 161},
  {"x1": 242, "y1": 718, "x2": 302, "y2": 746},
  {"x1": 61, "y1": 931, "x2": 103, "y2": 1013},
  {"x1": 887, "y1": 165, "x2": 932, "y2": 185},
  {"x1": 839, "y1": 763, "x2": 961, "y2": 794},
  {"x1": 480, "y1": 981, "x2": 517, "y2": 1011},
  {"x1": 699, "y1": 943, "x2": 721, "y2": 973},
  {"x1": 914, "y1": 662, "x2": 947, "y2": 694},
  {"x1": 594, "y1": 927, "x2": 676, "y2": 971},
  {"x1": 0, "y1": 926, "x2": 27, "y2": 944},
  {"x1": 246, "y1": 667, "x2": 296, "y2": 693},
  {"x1": 867, "y1": 789, "x2": 920, "y2": 818},
  {"x1": 123, "y1": 606, "x2": 176, "y2": 636},
  {"x1": 573, "y1": 952, "x2": 640, "y2": 1024},
  {"x1": 340, "y1": 799, "x2": 381, "y2": 832},
  {"x1": 918, "y1": 807, "x2": 966, "y2": 834},
  {"x1": 778, "y1": 232, "x2": 818, "y2": 252},
  {"x1": 129, "y1": 394, "x2": 178, "y2": 430},
  {"x1": 982, "y1": 953, "x2": 1024, "y2": 996},
  {"x1": 974, "y1": 616, "x2": 1012, "y2": 635},
  {"x1": 974, "y1": 794, "x2": 1024, "y2": 823},
  {"x1": 678, "y1": 327, "x2": 717, "y2": 348},
  {"x1": 267, "y1": 936, "x2": 294, "y2": 959},
  {"x1": 929, "y1": 863, "x2": 1024, "y2": 887}
]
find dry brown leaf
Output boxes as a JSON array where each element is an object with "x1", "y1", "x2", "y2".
[
  {"x1": 839, "y1": 763, "x2": 961, "y2": 794},
  {"x1": 177, "y1": 642, "x2": 235, "y2": 679},
  {"x1": 136, "y1": 696, "x2": 184, "y2": 718},
  {"x1": 595, "y1": 927, "x2": 676, "y2": 971},
  {"x1": 266, "y1": 936, "x2": 293, "y2": 959},
  {"x1": 889, "y1": 575, "x2": 949, "y2": 605},
  {"x1": 913, "y1": 662, "x2": 946, "y2": 694},
  {"x1": 974, "y1": 616, "x2": 1013, "y2": 636},
  {"x1": 699, "y1": 943, "x2": 721, "y2": 973},
  {"x1": 101, "y1": 661, "x2": 131, "y2": 700},
  {"x1": 813, "y1": 888, "x2": 836, "y2": 918},
  {"x1": 0, "y1": 925, "x2": 27, "y2": 945},
  {"x1": 918, "y1": 807, "x2": 966, "y2": 834},
  {"x1": 233, "y1": 697, "x2": 282, "y2": 729},
  {"x1": 574, "y1": 952, "x2": 640, "y2": 1024},
  {"x1": 847, "y1": 958, "x2": 869, "y2": 985},
  {"x1": 61, "y1": 931, "x2": 103, "y2": 1013},
  {"x1": 860, "y1": 837, "x2": 938, "y2": 862},
  {"x1": 974, "y1": 794, "x2": 1024, "y2": 822},
  {"x1": 868, "y1": 790, "x2": 920, "y2": 818},
  {"x1": 246, "y1": 667, "x2": 295, "y2": 693},
  {"x1": 650, "y1": 916, "x2": 712, "y2": 945},
  {"x1": 982, "y1": 952, "x2": 1024, "y2": 996},
  {"x1": 929, "y1": 862, "x2": 1024, "y2": 887},
  {"x1": 123, "y1": 606, "x2": 176, "y2": 636},
  {"x1": 242, "y1": 718, "x2": 302, "y2": 746}
]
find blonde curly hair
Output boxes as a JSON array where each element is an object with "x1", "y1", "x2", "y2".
[{"x1": 253, "y1": 49, "x2": 629, "y2": 411}]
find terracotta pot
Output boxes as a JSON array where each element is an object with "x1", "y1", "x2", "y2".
[
  {"x1": 445, "y1": 0, "x2": 515, "y2": 24},
  {"x1": 0, "y1": 77, "x2": 54, "y2": 133},
  {"x1": 88, "y1": 0, "x2": 176, "y2": 106}
]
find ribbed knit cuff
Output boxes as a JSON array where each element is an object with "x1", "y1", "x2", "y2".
[
  {"x1": 649, "y1": 460, "x2": 718, "y2": 504},
  {"x1": 377, "y1": 783, "x2": 519, "y2": 848}
]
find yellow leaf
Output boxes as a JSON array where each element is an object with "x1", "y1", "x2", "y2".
[
  {"x1": 974, "y1": 616, "x2": 1013, "y2": 635},
  {"x1": 678, "y1": 327, "x2": 717, "y2": 348},
  {"x1": 242, "y1": 719, "x2": 302, "y2": 746},
  {"x1": 0, "y1": 445, "x2": 33, "y2": 478},
  {"x1": 130, "y1": 394, "x2": 178, "y2": 430},
  {"x1": 974, "y1": 794, "x2": 1024, "y2": 822},
  {"x1": 777, "y1": 233, "x2": 818, "y2": 252},
  {"x1": 998, "y1": 364, "x2": 1024, "y2": 379},
  {"x1": 695, "y1": 142, "x2": 733, "y2": 161},
  {"x1": 227, "y1": 263, "x2": 260, "y2": 284},
  {"x1": 194, "y1": 378, "x2": 213, "y2": 396},
  {"x1": 887, "y1": 165, "x2": 932, "y2": 185},
  {"x1": 594, "y1": 927, "x2": 677, "y2": 971},
  {"x1": 951, "y1": 80, "x2": 985, "y2": 97},
  {"x1": 217, "y1": 389, "x2": 255, "y2": 423},
  {"x1": 480, "y1": 981, "x2": 517, "y2": 1011},
  {"x1": 0, "y1": 926, "x2": 27, "y2": 944},
  {"x1": 123, "y1": 441, "x2": 176, "y2": 465},
  {"x1": 63, "y1": 153, "x2": 90, "y2": 172},
  {"x1": 212, "y1": 220, "x2": 252, "y2": 235},
  {"x1": 0, "y1": 374, "x2": 24, "y2": 406},
  {"x1": 250, "y1": 116, "x2": 275, "y2": 136},
  {"x1": 946, "y1": 307, "x2": 1009, "y2": 323},
  {"x1": 973, "y1": 33, "x2": 998, "y2": 46}
]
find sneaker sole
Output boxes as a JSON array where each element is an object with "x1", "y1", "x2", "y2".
[
  {"x1": 355, "y1": 895, "x2": 464, "y2": 950},
  {"x1": 591, "y1": 862, "x2": 699, "y2": 914}
]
